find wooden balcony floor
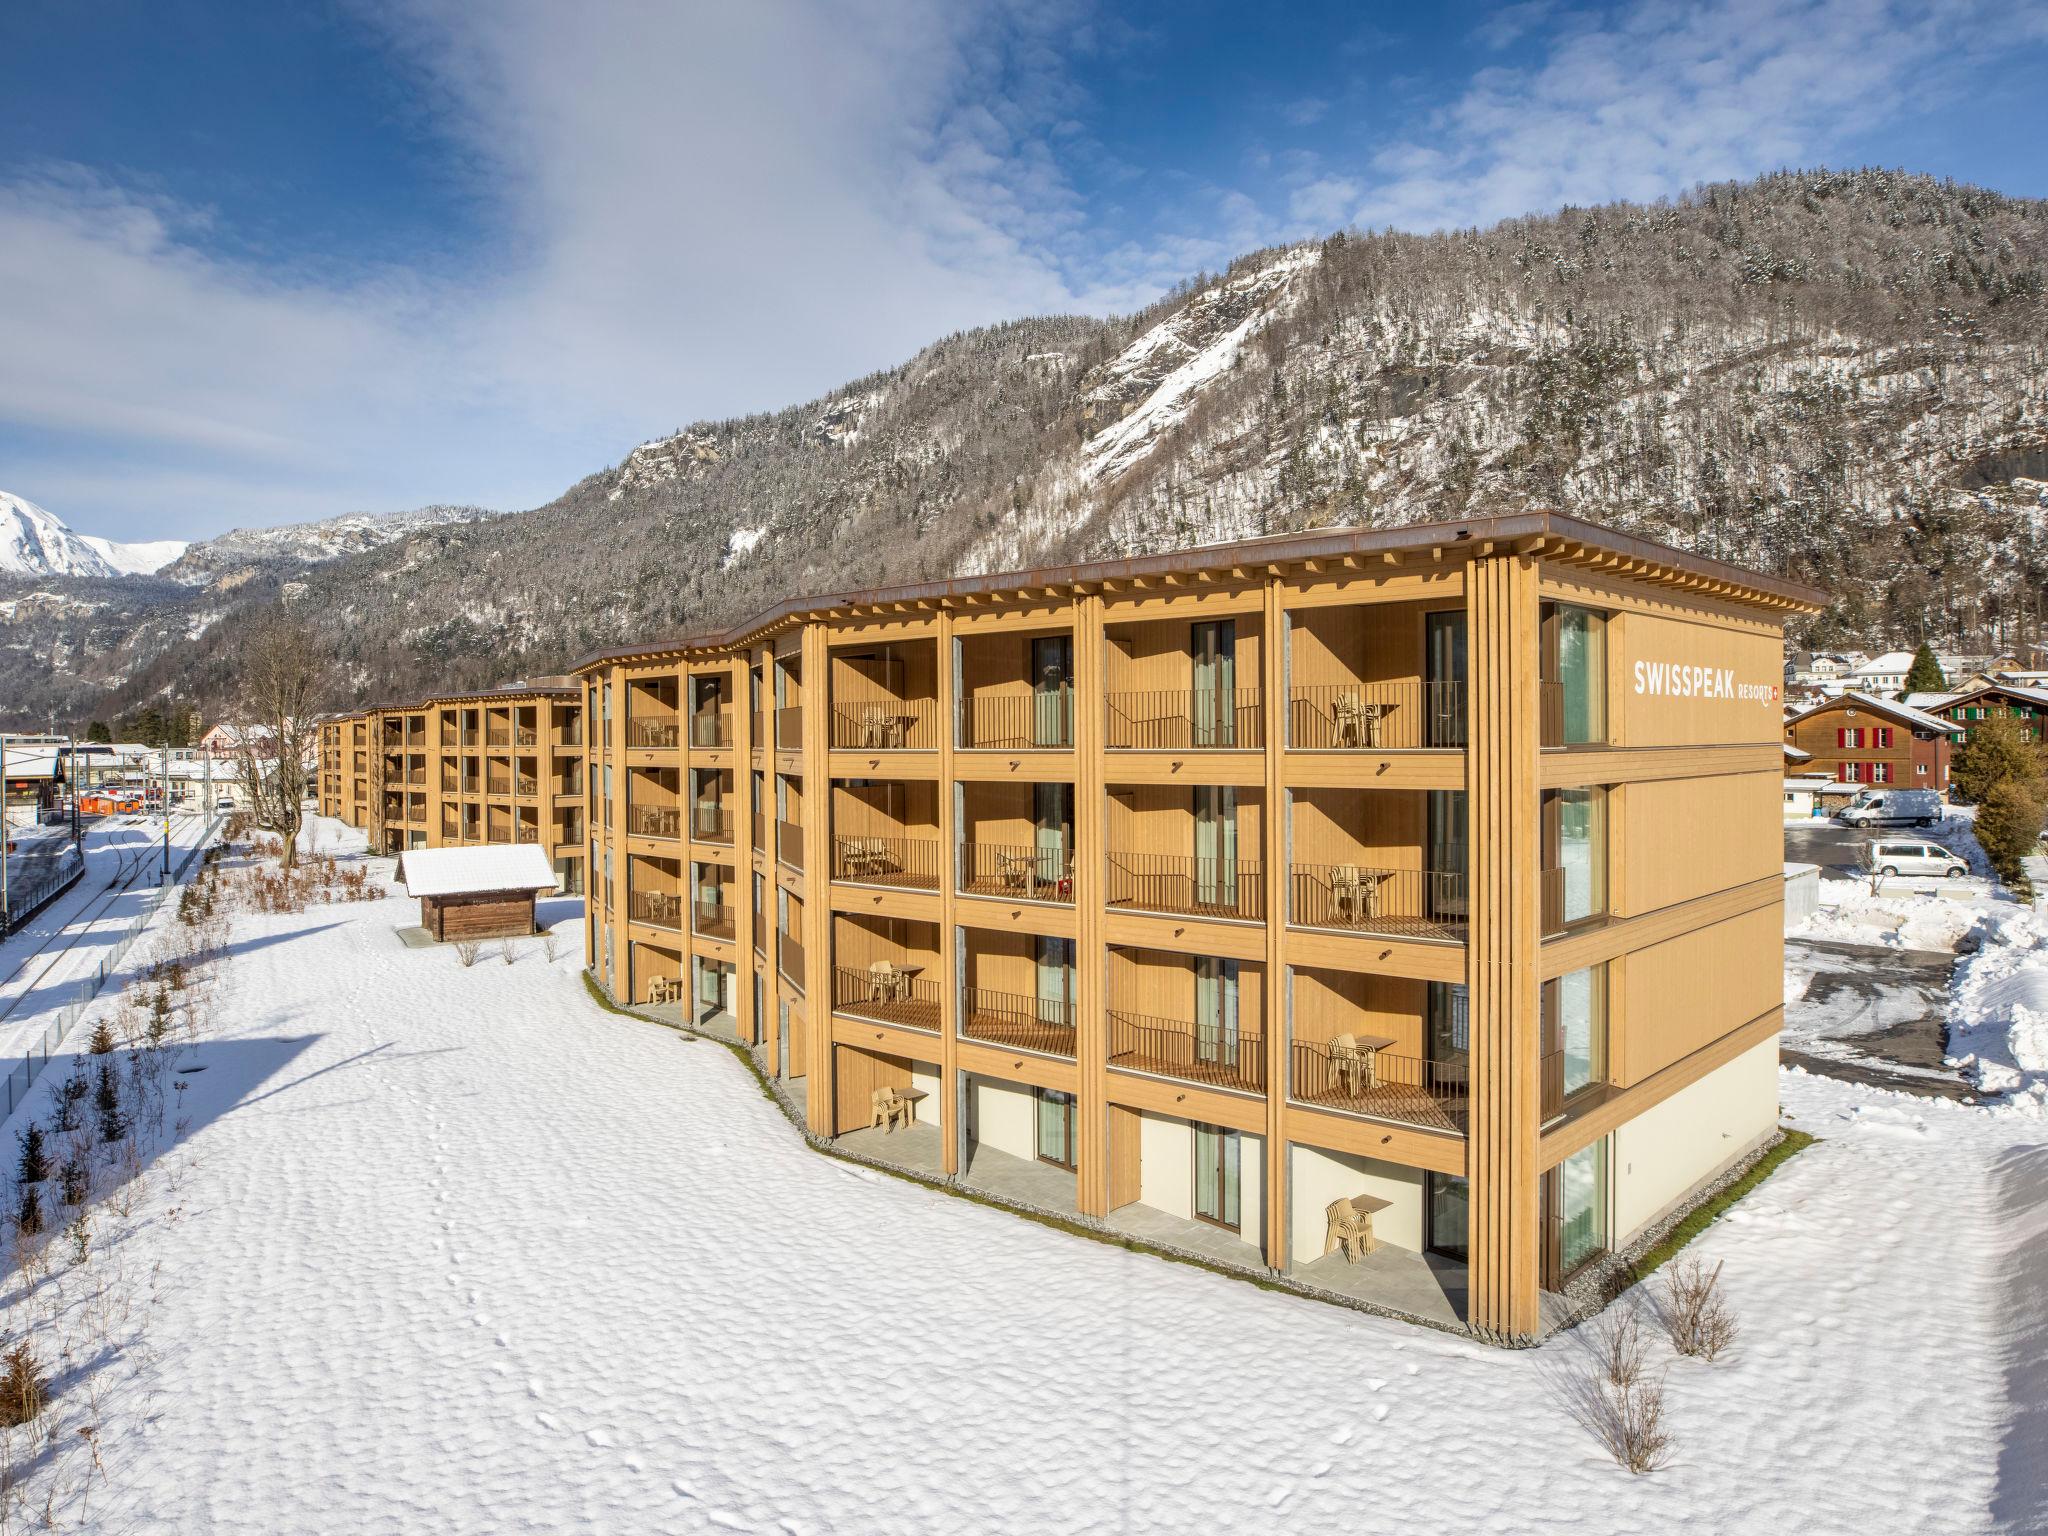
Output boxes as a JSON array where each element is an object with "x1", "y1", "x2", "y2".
[
  {"x1": 1291, "y1": 1082, "x2": 1466, "y2": 1135},
  {"x1": 1105, "y1": 1048, "x2": 1262, "y2": 1095},
  {"x1": 958, "y1": 1011, "x2": 1077, "y2": 1058},
  {"x1": 835, "y1": 995, "x2": 942, "y2": 1033},
  {"x1": 1294, "y1": 913, "x2": 1468, "y2": 943}
]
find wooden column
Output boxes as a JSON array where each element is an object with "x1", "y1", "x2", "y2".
[
  {"x1": 752, "y1": 646, "x2": 783, "y2": 1075},
  {"x1": 582, "y1": 680, "x2": 599, "y2": 970},
  {"x1": 936, "y1": 607, "x2": 962, "y2": 1174},
  {"x1": 1465, "y1": 552, "x2": 1542, "y2": 1343},
  {"x1": 801, "y1": 622, "x2": 835, "y2": 1139},
  {"x1": 1261, "y1": 575, "x2": 1289, "y2": 1271},
  {"x1": 608, "y1": 664, "x2": 630, "y2": 1002},
  {"x1": 727, "y1": 659, "x2": 758, "y2": 1045},
  {"x1": 1073, "y1": 591, "x2": 1109, "y2": 1217}
]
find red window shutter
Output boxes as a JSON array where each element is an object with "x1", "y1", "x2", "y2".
[{"x1": 1837, "y1": 728, "x2": 1848, "y2": 747}]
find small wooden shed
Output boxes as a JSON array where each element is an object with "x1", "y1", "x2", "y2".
[{"x1": 395, "y1": 845, "x2": 558, "y2": 943}]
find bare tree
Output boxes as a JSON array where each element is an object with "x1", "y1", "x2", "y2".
[{"x1": 230, "y1": 614, "x2": 326, "y2": 871}]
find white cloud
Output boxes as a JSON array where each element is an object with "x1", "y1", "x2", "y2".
[
  {"x1": 1351, "y1": 0, "x2": 2032, "y2": 232},
  {"x1": 1, "y1": 0, "x2": 1149, "y2": 541}
]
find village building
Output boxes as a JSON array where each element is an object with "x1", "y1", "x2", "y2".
[{"x1": 1782, "y1": 691, "x2": 1960, "y2": 791}]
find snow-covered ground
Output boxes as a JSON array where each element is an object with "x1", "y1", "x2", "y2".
[{"x1": 7, "y1": 817, "x2": 2045, "y2": 1533}]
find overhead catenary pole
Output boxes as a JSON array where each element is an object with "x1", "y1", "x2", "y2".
[
  {"x1": 161, "y1": 736, "x2": 171, "y2": 881},
  {"x1": 2, "y1": 734, "x2": 9, "y2": 926}
]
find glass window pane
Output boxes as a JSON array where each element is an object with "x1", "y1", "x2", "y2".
[
  {"x1": 1558, "y1": 1142, "x2": 1606, "y2": 1274},
  {"x1": 1558, "y1": 966, "x2": 1600, "y2": 1096}
]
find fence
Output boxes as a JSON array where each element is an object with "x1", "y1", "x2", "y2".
[
  {"x1": 1, "y1": 813, "x2": 225, "y2": 1121},
  {"x1": 1, "y1": 842, "x2": 87, "y2": 935}
]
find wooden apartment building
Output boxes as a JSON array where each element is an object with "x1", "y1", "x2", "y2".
[
  {"x1": 570, "y1": 512, "x2": 1817, "y2": 1342},
  {"x1": 316, "y1": 681, "x2": 587, "y2": 895}
]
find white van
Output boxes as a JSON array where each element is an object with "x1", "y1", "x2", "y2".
[
  {"x1": 1860, "y1": 840, "x2": 1968, "y2": 879},
  {"x1": 1836, "y1": 789, "x2": 1944, "y2": 828}
]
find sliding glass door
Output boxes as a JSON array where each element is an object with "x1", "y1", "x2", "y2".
[
  {"x1": 1192, "y1": 785, "x2": 1238, "y2": 909},
  {"x1": 1031, "y1": 636, "x2": 1074, "y2": 748},
  {"x1": 1034, "y1": 1088, "x2": 1077, "y2": 1169},
  {"x1": 1424, "y1": 610, "x2": 1467, "y2": 748},
  {"x1": 1193, "y1": 1122, "x2": 1241, "y2": 1230},
  {"x1": 1191, "y1": 620, "x2": 1237, "y2": 747},
  {"x1": 1034, "y1": 935, "x2": 1075, "y2": 1024},
  {"x1": 1033, "y1": 782, "x2": 1072, "y2": 890},
  {"x1": 1194, "y1": 955, "x2": 1240, "y2": 1067},
  {"x1": 1426, "y1": 1172, "x2": 1469, "y2": 1262}
]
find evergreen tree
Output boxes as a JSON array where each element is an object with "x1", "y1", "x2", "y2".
[
  {"x1": 85, "y1": 720, "x2": 111, "y2": 744},
  {"x1": 1904, "y1": 643, "x2": 1947, "y2": 694},
  {"x1": 1975, "y1": 777, "x2": 2045, "y2": 890},
  {"x1": 1952, "y1": 710, "x2": 2042, "y2": 806},
  {"x1": 14, "y1": 1122, "x2": 48, "y2": 1186}
]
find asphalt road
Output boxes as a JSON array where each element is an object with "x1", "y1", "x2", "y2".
[{"x1": 1783, "y1": 817, "x2": 1978, "y2": 877}]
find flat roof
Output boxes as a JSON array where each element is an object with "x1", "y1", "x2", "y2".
[{"x1": 566, "y1": 510, "x2": 1829, "y2": 674}]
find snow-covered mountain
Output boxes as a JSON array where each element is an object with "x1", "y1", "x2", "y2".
[
  {"x1": 0, "y1": 491, "x2": 187, "y2": 579},
  {"x1": 157, "y1": 504, "x2": 501, "y2": 585}
]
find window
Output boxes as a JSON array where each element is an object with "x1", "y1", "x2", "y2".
[
  {"x1": 1194, "y1": 956, "x2": 1240, "y2": 1066},
  {"x1": 1424, "y1": 611, "x2": 1468, "y2": 748},
  {"x1": 1540, "y1": 603, "x2": 1607, "y2": 746},
  {"x1": 1541, "y1": 787, "x2": 1606, "y2": 933},
  {"x1": 1543, "y1": 1141, "x2": 1608, "y2": 1286},
  {"x1": 1193, "y1": 1122, "x2": 1241, "y2": 1230},
  {"x1": 1873, "y1": 762, "x2": 1893, "y2": 784},
  {"x1": 1190, "y1": 620, "x2": 1238, "y2": 747},
  {"x1": 1031, "y1": 635, "x2": 1075, "y2": 748},
  {"x1": 1426, "y1": 1172, "x2": 1468, "y2": 1262},
  {"x1": 1034, "y1": 1089, "x2": 1077, "y2": 1170},
  {"x1": 1541, "y1": 966, "x2": 1606, "y2": 1114},
  {"x1": 1876, "y1": 727, "x2": 1894, "y2": 748},
  {"x1": 1193, "y1": 785, "x2": 1238, "y2": 909}
]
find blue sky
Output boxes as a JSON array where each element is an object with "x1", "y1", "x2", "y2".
[{"x1": 4, "y1": 0, "x2": 2045, "y2": 543}]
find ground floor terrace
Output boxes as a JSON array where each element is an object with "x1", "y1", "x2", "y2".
[{"x1": 40, "y1": 816, "x2": 2037, "y2": 1534}]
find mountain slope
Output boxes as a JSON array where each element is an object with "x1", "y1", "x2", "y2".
[
  {"x1": 0, "y1": 491, "x2": 187, "y2": 578},
  {"x1": 14, "y1": 167, "x2": 2048, "y2": 727}
]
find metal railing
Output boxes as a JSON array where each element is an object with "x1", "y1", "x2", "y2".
[
  {"x1": 486, "y1": 730, "x2": 513, "y2": 747},
  {"x1": 1289, "y1": 1041, "x2": 1467, "y2": 1133},
  {"x1": 960, "y1": 988, "x2": 1077, "y2": 1057},
  {"x1": 832, "y1": 965, "x2": 942, "y2": 1032},
  {"x1": 692, "y1": 804, "x2": 734, "y2": 844},
  {"x1": 631, "y1": 805, "x2": 681, "y2": 839},
  {"x1": 957, "y1": 692, "x2": 1074, "y2": 750},
  {"x1": 831, "y1": 698, "x2": 939, "y2": 750},
  {"x1": 1287, "y1": 681, "x2": 1467, "y2": 750},
  {"x1": 776, "y1": 820, "x2": 805, "y2": 871},
  {"x1": 1290, "y1": 862, "x2": 1469, "y2": 941},
  {"x1": 1105, "y1": 852, "x2": 1263, "y2": 921},
  {"x1": 1106, "y1": 1010, "x2": 1265, "y2": 1093},
  {"x1": 690, "y1": 710, "x2": 734, "y2": 749},
  {"x1": 514, "y1": 826, "x2": 540, "y2": 845},
  {"x1": 1, "y1": 843, "x2": 85, "y2": 935},
  {"x1": 959, "y1": 842, "x2": 1074, "y2": 903},
  {"x1": 1105, "y1": 688, "x2": 1264, "y2": 749},
  {"x1": 830, "y1": 834, "x2": 942, "y2": 890},
  {"x1": 628, "y1": 719, "x2": 680, "y2": 750},
  {"x1": 692, "y1": 902, "x2": 736, "y2": 942}
]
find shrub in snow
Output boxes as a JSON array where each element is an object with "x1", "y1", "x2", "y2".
[
  {"x1": 500, "y1": 939, "x2": 519, "y2": 966},
  {"x1": 0, "y1": 1344, "x2": 45, "y2": 1428},
  {"x1": 14, "y1": 1183, "x2": 42, "y2": 1238},
  {"x1": 453, "y1": 940, "x2": 481, "y2": 968},
  {"x1": 57, "y1": 1151, "x2": 89, "y2": 1208},
  {"x1": 66, "y1": 1211, "x2": 91, "y2": 1267},
  {"x1": 14, "y1": 1123, "x2": 48, "y2": 1186},
  {"x1": 53, "y1": 1061, "x2": 89, "y2": 1134},
  {"x1": 1665, "y1": 1257, "x2": 1738, "y2": 1361},
  {"x1": 88, "y1": 1019, "x2": 116, "y2": 1055},
  {"x1": 95, "y1": 1061, "x2": 127, "y2": 1144}
]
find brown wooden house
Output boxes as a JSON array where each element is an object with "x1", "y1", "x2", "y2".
[
  {"x1": 396, "y1": 844, "x2": 559, "y2": 942},
  {"x1": 1782, "y1": 691, "x2": 1960, "y2": 792}
]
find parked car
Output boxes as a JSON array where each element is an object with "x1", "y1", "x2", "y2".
[
  {"x1": 214, "y1": 797, "x2": 236, "y2": 814},
  {"x1": 1835, "y1": 788, "x2": 1944, "y2": 827},
  {"x1": 1860, "y1": 839, "x2": 1969, "y2": 879}
]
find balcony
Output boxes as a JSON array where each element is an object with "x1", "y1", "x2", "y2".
[
  {"x1": 1290, "y1": 862, "x2": 1467, "y2": 942},
  {"x1": 514, "y1": 825, "x2": 540, "y2": 845},
  {"x1": 960, "y1": 989, "x2": 1076, "y2": 1058},
  {"x1": 960, "y1": 842, "x2": 1073, "y2": 903},
  {"x1": 1105, "y1": 852, "x2": 1263, "y2": 922},
  {"x1": 689, "y1": 710, "x2": 734, "y2": 749},
  {"x1": 692, "y1": 804, "x2": 734, "y2": 844},
  {"x1": 1289, "y1": 1041, "x2": 1467, "y2": 1134},
  {"x1": 957, "y1": 692, "x2": 1073, "y2": 751},
  {"x1": 830, "y1": 698, "x2": 938, "y2": 751},
  {"x1": 1106, "y1": 1011, "x2": 1265, "y2": 1094},
  {"x1": 515, "y1": 726, "x2": 539, "y2": 748},
  {"x1": 629, "y1": 890, "x2": 683, "y2": 931},
  {"x1": 776, "y1": 819, "x2": 805, "y2": 871},
  {"x1": 830, "y1": 834, "x2": 942, "y2": 890},
  {"x1": 1105, "y1": 688, "x2": 1264, "y2": 750},
  {"x1": 487, "y1": 729, "x2": 514, "y2": 748},
  {"x1": 692, "y1": 900, "x2": 736, "y2": 943},
  {"x1": 628, "y1": 719, "x2": 680, "y2": 750},
  {"x1": 832, "y1": 965, "x2": 941, "y2": 1033},
  {"x1": 1288, "y1": 681, "x2": 1466, "y2": 750},
  {"x1": 630, "y1": 805, "x2": 680, "y2": 840}
]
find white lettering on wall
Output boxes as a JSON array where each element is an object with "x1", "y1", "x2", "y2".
[{"x1": 1631, "y1": 659, "x2": 1778, "y2": 704}]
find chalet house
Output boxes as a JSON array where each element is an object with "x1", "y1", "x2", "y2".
[{"x1": 1782, "y1": 691, "x2": 1960, "y2": 791}]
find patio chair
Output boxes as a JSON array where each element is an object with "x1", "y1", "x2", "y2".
[
  {"x1": 1328, "y1": 1032, "x2": 1368, "y2": 1096},
  {"x1": 866, "y1": 960, "x2": 899, "y2": 1003},
  {"x1": 1323, "y1": 1198, "x2": 1376, "y2": 1263},
  {"x1": 870, "y1": 1086, "x2": 899, "y2": 1130},
  {"x1": 1330, "y1": 865, "x2": 1365, "y2": 923},
  {"x1": 1331, "y1": 690, "x2": 1367, "y2": 747}
]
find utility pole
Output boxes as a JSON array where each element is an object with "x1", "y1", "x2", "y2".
[
  {"x1": 2, "y1": 734, "x2": 9, "y2": 927},
  {"x1": 160, "y1": 736, "x2": 171, "y2": 882}
]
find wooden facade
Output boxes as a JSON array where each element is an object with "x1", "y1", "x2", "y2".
[
  {"x1": 1782, "y1": 693, "x2": 1957, "y2": 790},
  {"x1": 561, "y1": 511, "x2": 1819, "y2": 1343},
  {"x1": 315, "y1": 681, "x2": 587, "y2": 894}
]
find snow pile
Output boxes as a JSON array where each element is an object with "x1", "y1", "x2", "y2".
[
  {"x1": 1948, "y1": 904, "x2": 2048, "y2": 1114},
  {"x1": 1792, "y1": 876, "x2": 1989, "y2": 952},
  {"x1": 723, "y1": 524, "x2": 767, "y2": 566}
]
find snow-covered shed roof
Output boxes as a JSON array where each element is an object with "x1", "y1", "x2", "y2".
[
  {"x1": 395, "y1": 844, "x2": 558, "y2": 898},
  {"x1": 1940, "y1": 681, "x2": 2048, "y2": 711},
  {"x1": 1783, "y1": 742, "x2": 1811, "y2": 761}
]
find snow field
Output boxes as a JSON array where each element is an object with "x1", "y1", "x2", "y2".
[{"x1": 12, "y1": 818, "x2": 2039, "y2": 1533}]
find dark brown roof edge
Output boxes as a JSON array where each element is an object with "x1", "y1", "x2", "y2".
[{"x1": 565, "y1": 510, "x2": 1830, "y2": 675}]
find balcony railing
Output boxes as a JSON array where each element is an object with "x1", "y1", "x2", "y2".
[
  {"x1": 1290, "y1": 862, "x2": 1468, "y2": 942},
  {"x1": 515, "y1": 776, "x2": 539, "y2": 798},
  {"x1": 690, "y1": 710, "x2": 734, "y2": 749},
  {"x1": 956, "y1": 692, "x2": 1074, "y2": 751},
  {"x1": 1105, "y1": 852, "x2": 1263, "y2": 922},
  {"x1": 629, "y1": 890, "x2": 684, "y2": 930},
  {"x1": 960, "y1": 988, "x2": 1076, "y2": 1058},
  {"x1": 832, "y1": 965, "x2": 941, "y2": 1032},
  {"x1": 1288, "y1": 681, "x2": 1467, "y2": 750},
  {"x1": 514, "y1": 826, "x2": 540, "y2": 845},
  {"x1": 775, "y1": 707, "x2": 804, "y2": 751},
  {"x1": 558, "y1": 721, "x2": 584, "y2": 748},
  {"x1": 691, "y1": 901, "x2": 736, "y2": 942},
  {"x1": 1106, "y1": 1011, "x2": 1265, "y2": 1093},
  {"x1": 831, "y1": 698, "x2": 939, "y2": 751},
  {"x1": 487, "y1": 730, "x2": 513, "y2": 747},
  {"x1": 692, "y1": 804, "x2": 734, "y2": 844},
  {"x1": 776, "y1": 820, "x2": 805, "y2": 871},
  {"x1": 630, "y1": 805, "x2": 680, "y2": 840},
  {"x1": 485, "y1": 777, "x2": 512, "y2": 797},
  {"x1": 777, "y1": 932, "x2": 806, "y2": 989},
  {"x1": 830, "y1": 834, "x2": 942, "y2": 890},
  {"x1": 628, "y1": 719, "x2": 680, "y2": 750},
  {"x1": 1105, "y1": 689, "x2": 1264, "y2": 750},
  {"x1": 959, "y1": 842, "x2": 1074, "y2": 903},
  {"x1": 515, "y1": 727, "x2": 539, "y2": 747},
  {"x1": 1289, "y1": 1041, "x2": 1467, "y2": 1134}
]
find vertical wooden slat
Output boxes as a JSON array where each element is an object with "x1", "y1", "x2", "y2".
[
  {"x1": 936, "y1": 608, "x2": 961, "y2": 1174},
  {"x1": 1074, "y1": 591, "x2": 1109, "y2": 1216},
  {"x1": 1262, "y1": 576, "x2": 1289, "y2": 1271},
  {"x1": 1466, "y1": 552, "x2": 1541, "y2": 1343},
  {"x1": 608, "y1": 664, "x2": 630, "y2": 1000},
  {"x1": 801, "y1": 623, "x2": 835, "y2": 1138}
]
